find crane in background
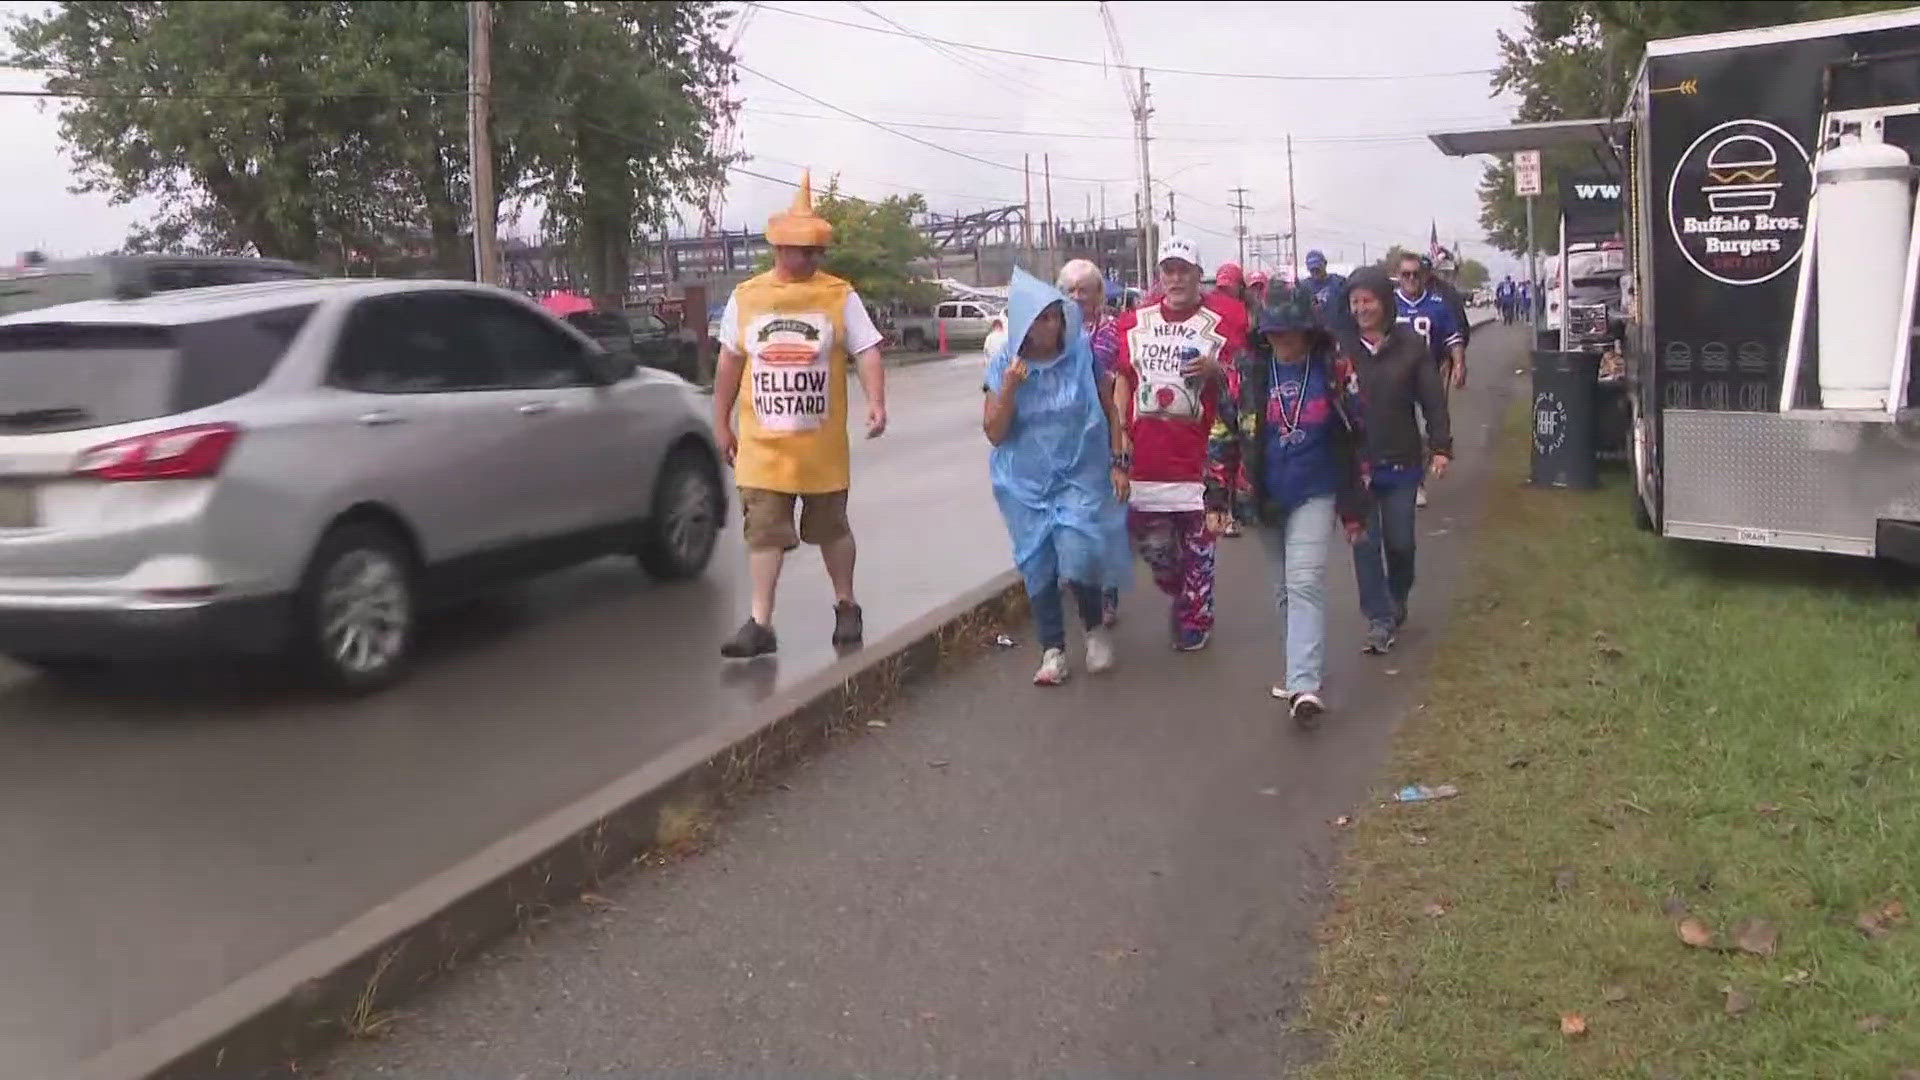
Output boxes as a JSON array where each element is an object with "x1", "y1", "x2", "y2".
[{"x1": 1099, "y1": 2, "x2": 1152, "y2": 287}]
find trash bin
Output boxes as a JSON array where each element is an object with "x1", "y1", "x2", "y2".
[{"x1": 1529, "y1": 350, "x2": 1599, "y2": 489}]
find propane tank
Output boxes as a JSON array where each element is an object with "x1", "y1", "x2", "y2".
[{"x1": 1816, "y1": 129, "x2": 1915, "y2": 410}]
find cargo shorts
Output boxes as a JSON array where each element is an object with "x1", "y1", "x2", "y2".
[{"x1": 739, "y1": 487, "x2": 851, "y2": 551}]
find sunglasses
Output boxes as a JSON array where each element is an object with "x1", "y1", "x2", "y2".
[{"x1": 1398, "y1": 270, "x2": 1422, "y2": 279}]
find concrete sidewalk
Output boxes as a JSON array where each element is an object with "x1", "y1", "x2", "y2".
[{"x1": 315, "y1": 326, "x2": 1525, "y2": 1079}]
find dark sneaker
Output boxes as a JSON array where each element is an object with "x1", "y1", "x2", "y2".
[
  {"x1": 831, "y1": 601, "x2": 864, "y2": 646},
  {"x1": 1290, "y1": 691, "x2": 1325, "y2": 730},
  {"x1": 1175, "y1": 628, "x2": 1211, "y2": 652},
  {"x1": 1393, "y1": 601, "x2": 1409, "y2": 630},
  {"x1": 720, "y1": 617, "x2": 777, "y2": 659},
  {"x1": 1362, "y1": 623, "x2": 1396, "y2": 655}
]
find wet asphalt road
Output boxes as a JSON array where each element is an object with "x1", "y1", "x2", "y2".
[
  {"x1": 316, "y1": 326, "x2": 1523, "y2": 1079},
  {"x1": 0, "y1": 357, "x2": 1007, "y2": 1080}
]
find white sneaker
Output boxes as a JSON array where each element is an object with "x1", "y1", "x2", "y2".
[
  {"x1": 1033, "y1": 648, "x2": 1069, "y2": 686},
  {"x1": 1084, "y1": 628, "x2": 1115, "y2": 674},
  {"x1": 1270, "y1": 685, "x2": 1294, "y2": 702},
  {"x1": 1416, "y1": 485, "x2": 1430, "y2": 508},
  {"x1": 1290, "y1": 691, "x2": 1325, "y2": 728}
]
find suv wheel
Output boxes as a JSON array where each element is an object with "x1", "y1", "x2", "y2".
[
  {"x1": 639, "y1": 448, "x2": 722, "y2": 580},
  {"x1": 296, "y1": 522, "x2": 416, "y2": 692}
]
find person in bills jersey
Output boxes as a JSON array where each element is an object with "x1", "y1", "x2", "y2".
[
  {"x1": 1111, "y1": 237, "x2": 1244, "y2": 652},
  {"x1": 1393, "y1": 251, "x2": 1467, "y2": 508},
  {"x1": 1394, "y1": 250, "x2": 1467, "y2": 387}
]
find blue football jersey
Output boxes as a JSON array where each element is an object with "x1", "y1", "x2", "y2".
[{"x1": 1394, "y1": 290, "x2": 1462, "y2": 365}]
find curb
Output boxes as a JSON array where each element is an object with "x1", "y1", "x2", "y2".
[{"x1": 78, "y1": 573, "x2": 1026, "y2": 1080}]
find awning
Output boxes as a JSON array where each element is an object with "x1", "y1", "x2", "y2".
[{"x1": 1428, "y1": 118, "x2": 1618, "y2": 157}]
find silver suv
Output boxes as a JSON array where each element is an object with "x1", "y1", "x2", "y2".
[{"x1": 0, "y1": 279, "x2": 725, "y2": 691}]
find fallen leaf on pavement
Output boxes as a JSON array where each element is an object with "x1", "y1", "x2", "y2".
[
  {"x1": 1333, "y1": 814, "x2": 1353, "y2": 827},
  {"x1": 1602, "y1": 984, "x2": 1629, "y2": 1004},
  {"x1": 1507, "y1": 755, "x2": 1531, "y2": 769},
  {"x1": 1385, "y1": 668, "x2": 1400, "y2": 676},
  {"x1": 1094, "y1": 946, "x2": 1138, "y2": 963},
  {"x1": 1859, "y1": 1014, "x2": 1890, "y2": 1034},
  {"x1": 1678, "y1": 917, "x2": 1715, "y2": 949},
  {"x1": 1259, "y1": 787, "x2": 1280, "y2": 796},
  {"x1": 1371, "y1": 994, "x2": 1391, "y2": 1006},
  {"x1": 1723, "y1": 986, "x2": 1752, "y2": 1016},
  {"x1": 1732, "y1": 917, "x2": 1779, "y2": 958},
  {"x1": 580, "y1": 892, "x2": 621, "y2": 910},
  {"x1": 1552, "y1": 866, "x2": 1578, "y2": 894},
  {"x1": 1560, "y1": 1012, "x2": 1588, "y2": 1037},
  {"x1": 927, "y1": 759, "x2": 950, "y2": 768},
  {"x1": 865, "y1": 720, "x2": 888, "y2": 729}
]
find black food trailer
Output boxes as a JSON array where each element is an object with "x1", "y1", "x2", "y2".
[{"x1": 1435, "y1": 8, "x2": 1920, "y2": 563}]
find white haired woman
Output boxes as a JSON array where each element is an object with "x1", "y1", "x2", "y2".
[{"x1": 1057, "y1": 258, "x2": 1129, "y2": 625}]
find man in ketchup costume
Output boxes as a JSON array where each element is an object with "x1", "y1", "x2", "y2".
[{"x1": 1111, "y1": 237, "x2": 1246, "y2": 651}]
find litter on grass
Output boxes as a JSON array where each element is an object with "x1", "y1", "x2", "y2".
[{"x1": 1392, "y1": 783, "x2": 1460, "y2": 803}]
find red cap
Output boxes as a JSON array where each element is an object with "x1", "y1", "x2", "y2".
[
  {"x1": 1247, "y1": 271, "x2": 1269, "y2": 289},
  {"x1": 1215, "y1": 262, "x2": 1245, "y2": 289}
]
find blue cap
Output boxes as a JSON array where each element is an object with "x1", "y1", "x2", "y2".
[{"x1": 1304, "y1": 249, "x2": 1327, "y2": 269}]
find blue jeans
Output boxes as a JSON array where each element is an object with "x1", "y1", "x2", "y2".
[
  {"x1": 1256, "y1": 495, "x2": 1335, "y2": 695},
  {"x1": 1030, "y1": 579, "x2": 1103, "y2": 653},
  {"x1": 1352, "y1": 480, "x2": 1419, "y2": 633}
]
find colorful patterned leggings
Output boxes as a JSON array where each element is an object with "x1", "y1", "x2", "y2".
[{"x1": 1127, "y1": 509, "x2": 1216, "y2": 636}]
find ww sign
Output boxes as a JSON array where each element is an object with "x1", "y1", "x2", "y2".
[{"x1": 1514, "y1": 149, "x2": 1542, "y2": 197}]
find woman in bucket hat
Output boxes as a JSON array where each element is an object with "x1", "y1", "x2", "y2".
[{"x1": 1222, "y1": 282, "x2": 1371, "y2": 727}]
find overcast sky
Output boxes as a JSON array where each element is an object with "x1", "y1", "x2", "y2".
[{"x1": 0, "y1": 0, "x2": 1526, "y2": 274}]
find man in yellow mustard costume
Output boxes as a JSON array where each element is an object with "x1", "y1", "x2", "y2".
[{"x1": 713, "y1": 171, "x2": 887, "y2": 658}]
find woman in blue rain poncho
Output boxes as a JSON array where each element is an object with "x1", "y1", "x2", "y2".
[{"x1": 982, "y1": 268, "x2": 1132, "y2": 686}]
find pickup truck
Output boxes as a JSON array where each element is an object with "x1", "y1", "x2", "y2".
[
  {"x1": 564, "y1": 307, "x2": 700, "y2": 382},
  {"x1": 892, "y1": 299, "x2": 1002, "y2": 351}
]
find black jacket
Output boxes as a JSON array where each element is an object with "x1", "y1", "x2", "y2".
[
  {"x1": 1434, "y1": 278, "x2": 1471, "y2": 348},
  {"x1": 1339, "y1": 324, "x2": 1452, "y2": 468}
]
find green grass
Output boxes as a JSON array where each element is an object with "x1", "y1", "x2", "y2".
[{"x1": 1305, "y1": 402, "x2": 1920, "y2": 1079}]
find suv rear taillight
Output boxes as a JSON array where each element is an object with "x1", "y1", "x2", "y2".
[{"x1": 75, "y1": 423, "x2": 241, "y2": 481}]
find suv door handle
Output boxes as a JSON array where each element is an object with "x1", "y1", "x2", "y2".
[
  {"x1": 517, "y1": 401, "x2": 557, "y2": 416},
  {"x1": 358, "y1": 410, "x2": 407, "y2": 426}
]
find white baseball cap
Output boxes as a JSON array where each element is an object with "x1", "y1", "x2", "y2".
[{"x1": 1156, "y1": 236, "x2": 1199, "y2": 268}]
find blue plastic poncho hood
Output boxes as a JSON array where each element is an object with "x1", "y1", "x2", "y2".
[
  {"x1": 1001, "y1": 266, "x2": 1080, "y2": 365},
  {"x1": 983, "y1": 268, "x2": 1131, "y2": 597}
]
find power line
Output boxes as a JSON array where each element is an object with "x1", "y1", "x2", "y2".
[
  {"x1": 735, "y1": 62, "x2": 1125, "y2": 184},
  {"x1": 748, "y1": 3, "x2": 1496, "y2": 82},
  {"x1": 740, "y1": 105, "x2": 1506, "y2": 147}
]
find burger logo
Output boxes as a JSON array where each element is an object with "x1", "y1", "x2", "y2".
[{"x1": 1667, "y1": 118, "x2": 1811, "y2": 286}]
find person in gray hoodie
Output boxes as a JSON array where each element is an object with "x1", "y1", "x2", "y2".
[{"x1": 1338, "y1": 267, "x2": 1452, "y2": 656}]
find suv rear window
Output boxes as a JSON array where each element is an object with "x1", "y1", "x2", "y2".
[{"x1": 0, "y1": 305, "x2": 315, "y2": 433}]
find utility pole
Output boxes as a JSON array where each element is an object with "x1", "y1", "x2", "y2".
[
  {"x1": 466, "y1": 0, "x2": 498, "y2": 285},
  {"x1": 1166, "y1": 189, "x2": 1177, "y2": 235},
  {"x1": 1228, "y1": 186, "x2": 1252, "y2": 267},
  {"x1": 1023, "y1": 153, "x2": 1034, "y2": 268},
  {"x1": 1136, "y1": 68, "x2": 1154, "y2": 285},
  {"x1": 1286, "y1": 134, "x2": 1300, "y2": 280},
  {"x1": 1044, "y1": 153, "x2": 1057, "y2": 279}
]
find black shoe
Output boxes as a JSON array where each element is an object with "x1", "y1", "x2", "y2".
[
  {"x1": 832, "y1": 601, "x2": 864, "y2": 646},
  {"x1": 720, "y1": 617, "x2": 777, "y2": 659}
]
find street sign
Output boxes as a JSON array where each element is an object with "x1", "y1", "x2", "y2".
[{"x1": 1514, "y1": 149, "x2": 1543, "y2": 197}]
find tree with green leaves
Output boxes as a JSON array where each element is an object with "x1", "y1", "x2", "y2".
[
  {"x1": 1455, "y1": 258, "x2": 1490, "y2": 292},
  {"x1": 1478, "y1": 0, "x2": 1909, "y2": 256},
  {"x1": 8, "y1": 0, "x2": 736, "y2": 293},
  {"x1": 755, "y1": 180, "x2": 939, "y2": 309}
]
